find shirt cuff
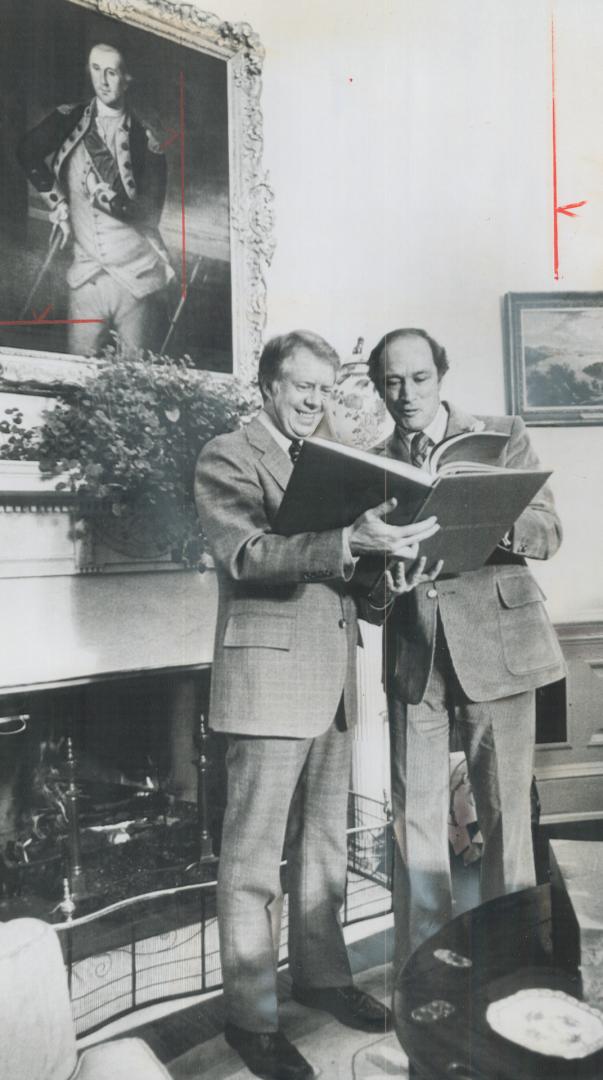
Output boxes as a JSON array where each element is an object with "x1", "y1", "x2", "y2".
[
  {"x1": 498, "y1": 527, "x2": 514, "y2": 550},
  {"x1": 342, "y1": 527, "x2": 359, "y2": 571}
]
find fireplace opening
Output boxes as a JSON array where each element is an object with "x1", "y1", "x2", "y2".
[{"x1": 0, "y1": 669, "x2": 226, "y2": 921}]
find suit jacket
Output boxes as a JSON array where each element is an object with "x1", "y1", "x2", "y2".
[
  {"x1": 377, "y1": 403, "x2": 566, "y2": 704},
  {"x1": 194, "y1": 417, "x2": 359, "y2": 737},
  {"x1": 17, "y1": 100, "x2": 166, "y2": 232}
]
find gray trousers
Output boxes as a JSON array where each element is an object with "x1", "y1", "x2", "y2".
[
  {"x1": 218, "y1": 714, "x2": 353, "y2": 1032},
  {"x1": 68, "y1": 274, "x2": 166, "y2": 355},
  {"x1": 389, "y1": 628, "x2": 536, "y2": 971}
]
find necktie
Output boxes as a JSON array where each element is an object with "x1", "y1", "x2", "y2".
[
  {"x1": 288, "y1": 439, "x2": 304, "y2": 465},
  {"x1": 410, "y1": 431, "x2": 434, "y2": 470}
]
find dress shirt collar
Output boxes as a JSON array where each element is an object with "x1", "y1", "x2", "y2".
[
  {"x1": 400, "y1": 402, "x2": 448, "y2": 452},
  {"x1": 95, "y1": 98, "x2": 126, "y2": 121},
  {"x1": 257, "y1": 409, "x2": 295, "y2": 455}
]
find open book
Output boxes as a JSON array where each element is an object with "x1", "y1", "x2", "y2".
[
  {"x1": 273, "y1": 433, "x2": 551, "y2": 577},
  {"x1": 414, "y1": 429, "x2": 510, "y2": 475}
]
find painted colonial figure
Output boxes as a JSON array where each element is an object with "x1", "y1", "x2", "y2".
[{"x1": 17, "y1": 42, "x2": 173, "y2": 354}]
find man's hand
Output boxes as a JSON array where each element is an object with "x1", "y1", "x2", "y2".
[
  {"x1": 91, "y1": 181, "x2": 118, "y2": 214},
  {"x1": 49, "y1": 200, "x2": 71, "y2": 249},
  {"x1": 347, "y1": 497, "x2": 439, "y2": 558},
  {"x1": 384, "y1": 556, "x2": 444, "y2": 596}
]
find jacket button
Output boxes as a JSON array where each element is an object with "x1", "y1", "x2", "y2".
[
  {"x1": 426, "y1": 588, "x2": 438, "y2": 599},
  {"x1": 338, "y1": 618, "x2": 347, "y2": 629}
]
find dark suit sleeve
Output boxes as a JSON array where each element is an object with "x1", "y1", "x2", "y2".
[
  {"x1": 16, "y1": 107, "x2": 82, "y2": 202},
  {"x1": 505, "y1": 416, "x2": 562, "y2": 560},
  {"x1": 195, "y1": 436, "x2": 353, "y2": 586},
  {"x1": 118, "y1": 119, "x2": 166, "y2": 229}
]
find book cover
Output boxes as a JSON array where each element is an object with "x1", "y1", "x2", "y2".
[{"x1": 273, "y1": 435, "x2": 551, "y2": 577}]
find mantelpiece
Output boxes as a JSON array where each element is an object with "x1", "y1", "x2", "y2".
[{"x1": 0, "y1": 461, "x2": 217, "y2": 693}]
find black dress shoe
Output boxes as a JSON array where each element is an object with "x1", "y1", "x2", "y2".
[
  {"x1": 224, "y1": 1022, "x2": 315, "y2": 1080},
  {"x1": 291, "y1": 983, "x2": 392, "y2": 1032}
]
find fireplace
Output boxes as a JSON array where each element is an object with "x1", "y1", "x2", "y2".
[{"x1": 0, "y1": 461, "x2": 220, "y2": 919}]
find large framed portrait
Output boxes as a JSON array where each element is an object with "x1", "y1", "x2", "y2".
[
  {"x1": 504, "y1": 292, "x2": 603, "y2": 426},
  {"x1": 0, "y1": 0, "x2": 273, "y2": 392}
]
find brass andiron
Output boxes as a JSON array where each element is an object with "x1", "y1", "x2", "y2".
[
  {"x1": 184, "y1": 710, "x2": 217, "y2": 878},
  {"x1": 65, "y1": 736, "x2": 84, "y2": 895},
  {"x1": 195, "y1": 712, "x2": 215, "y2": 864}
]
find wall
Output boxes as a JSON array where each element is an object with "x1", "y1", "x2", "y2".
[
  {"x1": 2, "y1": 0, "x2": 601, "y2": 622},
  {"x1": 218, "y1": 0, "x2": 603, "y2": 623}
]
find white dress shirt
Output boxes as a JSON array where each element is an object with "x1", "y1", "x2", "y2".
[{"x1": 402, "y1": 402, "x2": 448, "y2": 467}]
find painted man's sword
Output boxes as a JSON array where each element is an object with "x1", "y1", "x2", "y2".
[
  {"x1": 160, "y1": 255, "x2": 207, "y2": 355},
  {"x1": 18, "y1": 231, "x2": 63, "y2": 321}
]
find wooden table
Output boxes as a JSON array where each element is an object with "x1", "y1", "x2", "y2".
[{"x1": 394, "y1": 884, "x2": 603, "y2": 1080}]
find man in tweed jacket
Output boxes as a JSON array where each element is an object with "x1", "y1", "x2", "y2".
[
  {"x1": 195, "y1": 330, "x2": 439, "y2": 1080},
  {"x1": 367, "y1": 327, "x2": 565, "y2": 973}
]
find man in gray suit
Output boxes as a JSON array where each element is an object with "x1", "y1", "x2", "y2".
[
  {"x1": 367, "y1": 327, "x2": 566, "y2": 972},
  {"x1": 195, "y1": 330, "x2": 439, "y2": 1080}
]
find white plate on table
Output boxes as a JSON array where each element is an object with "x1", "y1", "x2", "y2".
[{"x1": 486, "y1": 988, "x2": 603, "y2": 1059}]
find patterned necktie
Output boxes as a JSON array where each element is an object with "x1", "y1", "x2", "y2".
[
  {"x1": 288, "y1": 439, "x2": 304, "y2": 465},
  {"x1": 410, "y1": 431, "x2": 434, "y2": 470}
]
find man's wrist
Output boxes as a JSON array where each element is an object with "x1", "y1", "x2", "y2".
[
  {"x1": 342, "y1": 527, "x2": 359, "y2": 567},
  {"x1": 498, "y1": 527, "x2": 514, "y2": 550}
]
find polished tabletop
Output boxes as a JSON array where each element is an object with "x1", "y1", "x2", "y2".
[{"x1": 394, "y1": 884, "x2": 603, "y2": 1080}]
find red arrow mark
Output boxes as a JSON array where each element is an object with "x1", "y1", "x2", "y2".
[
  {"x1": 159, "y1": 128, "x2": 181, "y2": 151},
  {"x1": 33, "y1": 304, "x2": 52, "y2": 322},
  {"x1": 551, "y1": 17, "x2": 587, "y2": 279},
  {"x1": 556, "y1": 200, "x2": 587, "y2": 218}
]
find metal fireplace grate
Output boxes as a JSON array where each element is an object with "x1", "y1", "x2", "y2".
[{"x1": 57, "y1": 794, "x2": 393, "y2": 1036}]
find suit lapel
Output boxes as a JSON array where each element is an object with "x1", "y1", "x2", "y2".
[
  {"x1": 374, "y1": 429, "x2": 411, "y2": 462},
  {"x1": 441, "y1": 401, "x2": 485, "y2": 439},
  {"x1": 245, "y1": 416, "x2": 292, "y2": 491},
  {"x1": 54, "y1": 101, "x2": 93, "y2": 180}
]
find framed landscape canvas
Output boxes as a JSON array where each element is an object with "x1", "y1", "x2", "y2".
[
  {"x1": 504, "y1": 292, "x2": 603, "y2": 426},
  {"x1": 0, "y1": 0, "x2": 273, "y2": 393}
]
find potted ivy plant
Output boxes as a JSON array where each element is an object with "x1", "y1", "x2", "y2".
[{"x1": 0, "y1": 349, "x2": 258, "y2": 568}]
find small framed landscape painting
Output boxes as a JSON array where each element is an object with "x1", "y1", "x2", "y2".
[{"x1": 504, "y1": 292, "x2": 603, "y2": 426}]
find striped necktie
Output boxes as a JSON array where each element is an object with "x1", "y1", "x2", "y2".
[
  {"x1": 410, "y1": 431, "x2": 434, "y2": 469},
  {"x1": 288, "y1": 439, "x2": 304, "y2": 465}
]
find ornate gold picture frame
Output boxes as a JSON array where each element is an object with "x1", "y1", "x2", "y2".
[{"x1": 0, "y1": 0, "x2": 274, "y2": 393}]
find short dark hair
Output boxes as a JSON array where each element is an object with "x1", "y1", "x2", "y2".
[
  {"x1": 367, "y1": 328, "x2": 449, "y2": 386},
  {"x1": 258, "y1": 330, "x2": 340, "y2": 398}
]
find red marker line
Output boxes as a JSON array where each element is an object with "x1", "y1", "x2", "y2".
[
  {"x1": 551, "y1": 16, "x2": 559, "y2": 280},
  {"x1": 159, "y1": 129, "x2": 180, "y2": 151},
  {"x1": 179, "y1": 70, "x2": 187, "y2": 301},
  {"x1": 0, "y1": 318, "x2": 104, "y2": 326},
  {"x1": 551, "y1": 16, "x2": 586, "y2": 279}
]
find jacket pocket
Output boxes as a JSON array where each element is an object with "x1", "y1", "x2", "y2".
[
  {"x1": 496, "y1": 572, "x2": 560, "y2": 675},
  {"x1": 496, "y1": 573, "x2": 546, "y2": 608},
  {"x1": 223, "y1": 612, "x2": 293, "y2": 650}
]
